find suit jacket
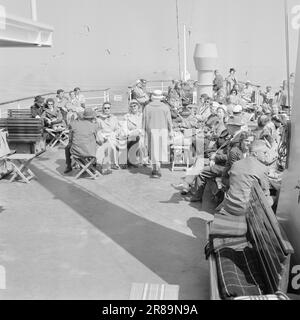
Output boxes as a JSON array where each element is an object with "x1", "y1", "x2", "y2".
[
  {"x1": 70, "y1": 119, "x2": 99, "y2": 158},
  {"x1": 220, "y1": 157, "x2": 271, "y2": 216}
]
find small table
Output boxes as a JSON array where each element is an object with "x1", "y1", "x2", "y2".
[{"x1": 7, "y1": 154, "x2": 38, "y2": 183}]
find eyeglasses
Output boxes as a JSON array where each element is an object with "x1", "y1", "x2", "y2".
[{"x1": 103, "y1": 107, "x2": 111, "y2": 110}]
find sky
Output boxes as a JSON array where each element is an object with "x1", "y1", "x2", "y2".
[{"x1": 0, "y1": 0, "x2": 299, "y2": 101}]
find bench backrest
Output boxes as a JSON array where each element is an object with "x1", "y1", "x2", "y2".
[
  {"x1": 247, "y1": 180, "x2": 294, "y2": 293},
  {"x1": 8, "y1": 109, "x2": 32, "y2": 118},
  {"x1": 0, "y1": 118, "x2": 44, "y2": 142}
]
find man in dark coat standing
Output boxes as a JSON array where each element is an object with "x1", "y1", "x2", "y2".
[{"x1": 142, "y1": 90, "x2": 173, "y2": 178}]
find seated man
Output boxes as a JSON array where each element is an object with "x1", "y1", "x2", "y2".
[
  {"x1": 172, "y1": 105, "x2": 198, "y2": 133},
  {"x1": 217, "y1": 140, "x2": 273, "y2": 216},
  {"x1": 176, "y1": 129, "x2": 232, "y2": 196},
  {"x1": 64, "y1": 108, "x2": 100, "y2": 174},
  {"x1": 31, "y1": 96, "x2": 45, "y2": 119},
  {"x1": 96, "y1": 102, "x2": 121, "y2": 170}
]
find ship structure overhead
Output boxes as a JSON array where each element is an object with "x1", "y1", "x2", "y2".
[{"x1": 0, "y1": 1, "x2": 53, "y2": 47}]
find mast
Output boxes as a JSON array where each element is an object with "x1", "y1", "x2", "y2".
[
  {"x1": 183, "y1": 24, "x2": 187, "y2": 81},
  {"x1": 175, "y1": 0, "x2": 182, "y2": 80},
  {"x1": 284, "y1": 0, "x2": 291, "y2": 110}
]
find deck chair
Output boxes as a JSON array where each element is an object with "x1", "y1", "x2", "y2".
[
  {"x1": 7, "y1": 149, "x2": 46, "y2": 183},
  {"x1": 45, "y1": 127, "x2": 69, "y2": 148},
  {"x1": 71, "y1": 155, "x2": 100, "y2": 180}
]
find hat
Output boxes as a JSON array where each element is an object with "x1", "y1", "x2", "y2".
[
  {"x1": 200, "y1": 93, "x2": 209, "y2": 99},
  {"x1": 83, "y1": 108, "x2": 96, "y2": 119},
  {"x1": 272, "y1": 115, "x2": 282, "y2": 123},
  {"x1": 34, "y1": 96, "x2": 45, "y2": 104},
  {"x1": 219, "y1": 129, "x2": 230, "y2": 139},
  {"x1": 262, "y1": 105, "x2": 271, "y2": 114},
  {"x1": 212, "y1": 101, "x2": 220, "y2": 108},
  {"x1": 129, "y1": 99, "x2": 140, "y2": 107},
  {"x1": 233, "y1": 105, "x2": 242, "y2": 113},
  {"x1": 151, "y1": 90, "x2": 164, "y2": 100},
  {"x1": 246, "y1": 104, "x2": 255, "y2": 111},
  {"x1": 140, "y1": 79, "x2": 147, "y2": 84},
  {"x1": 246, "y1": 80, "x2": 251, "y2": 84},
  {"x1": 216, "y1": 105, "x2": 227, "y2": 113}
]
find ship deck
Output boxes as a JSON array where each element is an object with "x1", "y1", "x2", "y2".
[{"x1": 0, "y1": 146, "x2": 215, "y2": 300}]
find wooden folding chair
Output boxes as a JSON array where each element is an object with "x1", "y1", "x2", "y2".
[
  {"x1": 46, "y1": 128, "x2": 69, "y2": 148},
  {"x1": 71, "y1": 156, "x2": 100, "y2": 180},
  {"x1": 7, "y1": 150, "x2": 45, "y2": 184}
]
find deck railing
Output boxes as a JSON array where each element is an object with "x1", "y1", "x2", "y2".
[{"x1": 0, "y1": 89, "x2": 110, "y2": 118}]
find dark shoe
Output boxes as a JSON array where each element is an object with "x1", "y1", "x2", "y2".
[
  {"x1": 101, "y1": 169, "x2": 112, "y2": 175},
  {"x1": 120, "y1": 164, "x2": 128, "y2": 169},
  {"x1": 151, "y1": 171, "x2": 160, "y2": 178},
  {"x1": 190, "y1": 195, "x2": 202, "y2": 202},
  {"x1": 181, "y1": 189, "x2": 190, "y2": 196},
  {"x1": 64, "y1": 167, "x2": 73, "y2": 174}
]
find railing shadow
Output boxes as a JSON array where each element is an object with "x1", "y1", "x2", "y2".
[{"x1": 31, "y1": 164, "x2": 210, "y2": 300}]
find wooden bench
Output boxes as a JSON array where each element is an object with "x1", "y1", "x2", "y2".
[
  {"x1": 0, "y1": 118, "x2": 45, "y2": 154},
  {"x1": 7, "y1": 109, "x2": 32, "y2": 118},
  {"x1": 207, "y1": 180, "x2": 294, "y2": 300}
]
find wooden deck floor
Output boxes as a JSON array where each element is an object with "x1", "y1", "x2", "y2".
[{"x1": 0, "y1": 147, "x2": 215, "y2": 300}]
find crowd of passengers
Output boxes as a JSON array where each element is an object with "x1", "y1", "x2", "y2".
[{"x1": 30, "y1": 69, "x2": 293, "y2": 216}]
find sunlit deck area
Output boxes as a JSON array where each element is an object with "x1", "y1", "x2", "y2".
[{"x1": 0, "y1": 146, "x2": 214, "y2": 300}]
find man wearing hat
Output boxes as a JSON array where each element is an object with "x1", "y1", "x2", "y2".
[
  {"x1": 142, "y1": 90, "x2": 173, "y2": 178},
  {"x1": 177, "y1": 128, "x2": 232, "y2": 198},
  {"x1": 64, "y1": 108, "x2": 100, "y2": 174},
  {"x1": 31, "y1": 96, "x2": 45, "y2": 119}
]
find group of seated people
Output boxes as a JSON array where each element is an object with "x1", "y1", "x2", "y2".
[
  {"x1": 30, "y1": 87, "x2": 86, "y2": 130},
  {"x1": 29, "y1": 74, "x2": 289, "y2": 213},
  {"x1": 169, "y1": 74, "x2": 289, "y2": 215}
]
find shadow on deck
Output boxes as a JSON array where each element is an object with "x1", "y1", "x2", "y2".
[{"x1": 29, "y1": 163, "x2": 211, "y2": 300}]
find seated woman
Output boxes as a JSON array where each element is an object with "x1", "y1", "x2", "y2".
[
  {"x1": 120, "y1": 100, "x2": 143, "y2": 168},
  {"x1": 95, "y1": 102, "x2": 121, "y2": 171},
  {"x1": 66, "y1": 91, "x2": 84, "y2": 125},
  {"x1": 227, "y1": 89, "x2": 241, "y2": 106},
  {"x1": 43, "y1": 98, "x2": 66, "y2": 131},
  {"x1": 204, "y1": 105, "x2": 227, "y2": 155}
]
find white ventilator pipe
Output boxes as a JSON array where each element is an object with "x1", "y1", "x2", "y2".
[
  {"x1": 31, "y1": 0, "x2": 37, "y2": 21},
  {"x1": 193, "y1": 43, "x2": 218, "y2": 100}
]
